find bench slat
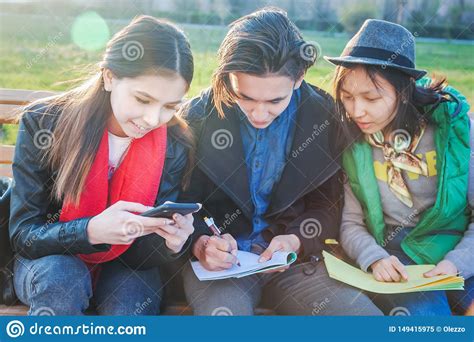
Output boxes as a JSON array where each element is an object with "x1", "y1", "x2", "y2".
[
  {"x1": 0, "y1": 145, "x2": 14, "y2": 177},
  {"x1": 0, "y1": 88, "x2": 57, "y2": 124},
  {"x1": 0, "y1": 88, "x2": 57, "y2": 105},
  {"x1": 0, "y1": 304, "x2": 274, "y2": 316},
  {"x1": 0, "y1": 145, "x2": 15, "y2": 164},
  {"x1": 0, "y1": 304, "x2": 28, "y2": 316},
  {"x1": 0, "y1": 104, "x2": 22, "y2": 123},
  {"x1": 0, "y1": 167, "x2": 13, "y2": 178}
]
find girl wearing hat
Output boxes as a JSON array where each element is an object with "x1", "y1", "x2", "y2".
[{"x1": 326, "y1": 19, "x2": 473, "y2": 315}]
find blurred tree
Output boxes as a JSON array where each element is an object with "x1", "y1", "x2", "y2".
[
  {"x1": 396, "y1": 0, "x2": 407, "y2": 23},
  {"x1": 341, "y1": 3, "x2": 378, "y2": 34}
]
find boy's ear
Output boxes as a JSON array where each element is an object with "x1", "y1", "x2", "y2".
[
  {"x1": 102, "y1": 69, "x2": 114, "y2": 91},
  {"x1": 294, "y1": 72, "x2": 305, "y2": 89}
]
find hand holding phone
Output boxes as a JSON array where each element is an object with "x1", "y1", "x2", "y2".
[
  {"x1": 141, "y1": 201, "x2": 200, "y2": 253},
  {"x1": 140, "y1": 201, "x2": 202, "y2": 218}
]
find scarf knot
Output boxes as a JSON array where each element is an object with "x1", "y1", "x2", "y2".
[{"x1": 366, "y1": 123, "x2": 428, "y2": 208}]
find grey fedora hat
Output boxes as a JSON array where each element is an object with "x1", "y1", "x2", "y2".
[{"x1": 324, "y1": 19, "x2": 427, "y2": 79}]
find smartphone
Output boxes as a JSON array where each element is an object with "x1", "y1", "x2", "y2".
[{"x1": 140, "y1": 201, "x2": 202, "y2": 219}]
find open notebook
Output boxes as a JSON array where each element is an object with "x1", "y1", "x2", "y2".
[
  {"x1": 191, "y1": 250, "x2": 297, "y2": 281},
  {"x1": 323, "y1": 251, "x2": 464, "y2": 294}
]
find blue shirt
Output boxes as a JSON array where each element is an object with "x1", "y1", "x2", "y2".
[{"x1": 237, "y1": 88, "x2": 301, "y2": 251}]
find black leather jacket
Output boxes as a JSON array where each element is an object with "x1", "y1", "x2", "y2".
[{"x1": 9, "y1": 103, "x2": 191, "y2": 264}]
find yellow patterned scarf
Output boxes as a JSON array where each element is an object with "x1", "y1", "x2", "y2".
[{"x1": 366, "y1": 123, "x2": 428, "y2": 207}]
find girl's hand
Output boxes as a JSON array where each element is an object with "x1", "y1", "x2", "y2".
[
  {"x1": 155, "y1": 213, "x2": 194, "y2": 254},
  {"x1": 423, "y1": 260, "x2": 458, "y2": 278},
  {"x1": 87, "y1": 201, "x2": 174, "y2": 245},
  {"x1": 370, "y1": 255, "x2": 408, "y2": 282},
  {"x1": 192, "y1": 233, "x2": 238, "y2": 271}
]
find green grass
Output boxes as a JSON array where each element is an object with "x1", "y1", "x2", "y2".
[{"x1": 1, "y1": 14, "x2": 473, "y2": 144}]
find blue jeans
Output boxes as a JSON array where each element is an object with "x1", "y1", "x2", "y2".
[
  {"x1": 13, "y1": 254, "x2": 163, "y2": 315},
  {"x1": 371, "y1": 228, "x2": 474, "y2": 315}
]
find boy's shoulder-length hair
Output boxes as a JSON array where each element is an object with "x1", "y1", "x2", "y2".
[{"x1": 211, "y1": 7, "x2": 319, "y2": 118}]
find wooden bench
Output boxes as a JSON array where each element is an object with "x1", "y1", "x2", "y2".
[
  {"x1": 0, "y1": 88, "x2": 53, "y2": 315},
  {"x1": 0, "y1": 88, "x2": 51, "y2": 314},
  {"x1": 0, "y1": 88, "x2": 275, "y2": 316},
  {"x1": 0, "y1": 89, "x2": 58, "y2": 178}
]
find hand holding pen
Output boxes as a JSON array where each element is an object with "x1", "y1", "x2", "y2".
[{"x1": 204, "y1": 216, "x2": 241, "y2": 267}]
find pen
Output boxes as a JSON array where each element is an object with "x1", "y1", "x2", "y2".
[{"x1": 204, "y1": 216, "x2": 241, "y2": 267}]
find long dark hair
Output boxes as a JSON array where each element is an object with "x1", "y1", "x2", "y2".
[
  {"x1": 333, "y1": 64, "x2": 446, "y2": 149},
  {"x1": 31, "y1": 15, "x2": 194, "y2": 205},
  {"x1": 212, "y1": 7, "x2": 317, "y2": 118}
]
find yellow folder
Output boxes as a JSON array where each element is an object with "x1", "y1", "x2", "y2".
[{"x1": 323, "y1": 251, "x2": 464, "y2": 294}]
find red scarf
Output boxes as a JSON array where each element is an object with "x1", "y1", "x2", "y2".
[{"x1": 59, "y1": 126, "x2": 167, "y2": 264}]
